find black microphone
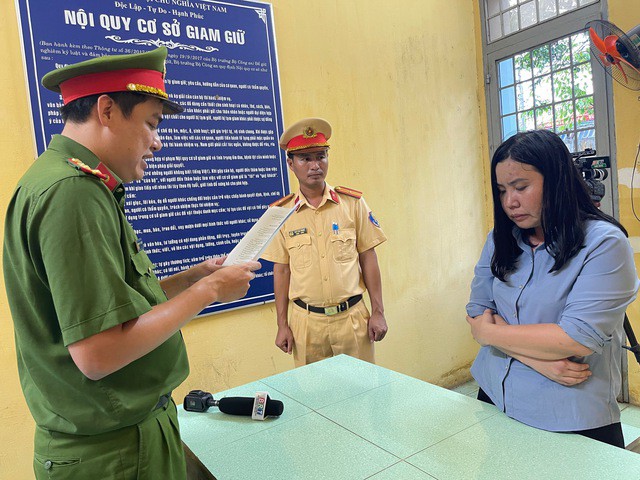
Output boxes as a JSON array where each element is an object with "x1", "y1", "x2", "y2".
[
  {"x1": 184, "y1": 390, "x2": 284, "y2": 418},
  {"x1": 218, "y1": 396, "x2": 284, "y2": 417}
]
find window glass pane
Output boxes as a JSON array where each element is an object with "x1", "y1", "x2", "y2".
[
  {"x1": 555, "y1": 101, "x2": 575, "y2": 132},
  {"x1": 488, "y1": 15, "x2": 503, "y2": 42},
  {"x1": 518, "y1": 110, "x2": 536, "y2": 130},
  {"x1": 500, "y1": 87, "x2": 517, "y2": 114},
  {"x1": 532, "y1": 46, "x2": 551, "y2": 76},
  {"x1": 499, "y1": 58, "x2": 515, "y2": 87},
  {"x1": 579, "y1": 0, "x2": 597, "y2": 5},
  {"x1": 535, "y1": 105, "x2": 554, "y2": 129},
  {"x1": 501, "y1": 0, "x2": 518, "y2": 9},
  {"x1": 520, "y1": 1, "x2": 537, "y2": 28},
  {"x1": 502, "y1": 8, "x2": 519, "y2": 36},
  {"x1": 576, "y1": 129, "x2": 595, "y2": 151},
  {"x1": 551, "y1": 38, "x2": 571, "y2": 70},
  {"x1": 553, "y1": 68, "x2": 573, "y2": 101},
  {"x1": 534, "y1": 74, "x2": 552, "y2": 106},
  {"x1": 571, "y1": 32, "x2": 591, "y2": 64},
  {"x1": 487, "y1": 0, "x2": 501, "y2": 16},
  {"x1": 538, "y1": 0, "x2": 557, "y2": 21},
  {"x1": 559, "y1": 132, "x2": 576, "y2": 152},
  {"x1": 575, "y1": 96, "x2": 594, "y2": 129},
  {"x1": 515, "y1": 52, "x2": 532, "y2": 81},
  {"x1": 573, "y1": 63, "x2": 593, "y2": 96},
  {"x1": 502, "y1": 114, "x2": 518, "y2": 140},
  {"x1": 517, "y1": 81, "x2": 534, "y2": 110},
  {"x1": 558, "y1": 0, "x2": 578, "y2": 14}
]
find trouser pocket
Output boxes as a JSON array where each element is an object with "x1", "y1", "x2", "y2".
[{"x1": 34, "y1": 454, "x2": 80, "y2": 479}]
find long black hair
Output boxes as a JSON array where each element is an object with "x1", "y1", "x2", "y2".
[{"x1": 490, "y1": 129, "x2": 626, "y2": 281}]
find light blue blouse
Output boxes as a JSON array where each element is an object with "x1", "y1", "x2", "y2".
[{"x1": 467, "y1": 220, "x2": 639, "y2": 431}]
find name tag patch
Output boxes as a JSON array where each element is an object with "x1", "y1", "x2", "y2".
[{"x1": 289, "y1": 227, "x2": 308, "y2": 237}]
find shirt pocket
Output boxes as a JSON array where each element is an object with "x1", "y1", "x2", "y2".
[
  {"x1": 330, "y1": 228, "x2": 357, "y2": 263},
  {"x1": 34, "y1": 453, "x2": 81, "y2": 477},
  {"x1": 130, "y1": 249, "x2": 167, "y2": 304},
  {"x1": 285, "y1": 234, "x2": 312, "y2": 269}
]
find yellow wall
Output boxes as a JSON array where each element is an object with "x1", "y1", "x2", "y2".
[
  {"x1": 609, "y1": 0, "x2": 640, "y2": 403},
  {"x1": 0, "y1": 0, "x2": 487, "y2": 477}
]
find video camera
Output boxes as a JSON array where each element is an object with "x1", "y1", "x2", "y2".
[{"x1": 571, "y1": 148, "x2": 611, "y2": 203}]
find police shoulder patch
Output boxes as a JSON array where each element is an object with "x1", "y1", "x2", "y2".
[
  {"x1": 269, "y1": 192, "x2": 295, "y2": 207},
  {"x1": 369, "y1": 211, "x2": 381, "y2": 228},
  {"x1": 67, "y1": 158, "x2": 109, "y2": 181},
  {"x1": 335, "y1": 186, "x2": 363, "y2": 199}
]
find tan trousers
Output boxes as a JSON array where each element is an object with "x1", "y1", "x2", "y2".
[{"x1": 290, "y1": 299, "x2": 375, "y2": 366}]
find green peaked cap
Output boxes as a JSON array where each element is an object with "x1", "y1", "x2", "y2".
[{"x1": 42, "y1": 46, "x2": 183, "y2": 114}]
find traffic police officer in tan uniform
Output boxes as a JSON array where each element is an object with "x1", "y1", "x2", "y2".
[
  {"x1": 261, "y1": 118, "x2": 387, "y2": 366},
  {"x1": 3, "y1": 47, "x2": 260, "y2": 479}
]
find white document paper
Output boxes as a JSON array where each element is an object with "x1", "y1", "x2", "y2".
[{"x1": 222, "y1": 204, "x2": 296, "y2": 266}]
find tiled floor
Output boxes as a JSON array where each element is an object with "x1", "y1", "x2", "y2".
[{"x1": 450, "y1": 379, "x2": 640, "y2": 450}]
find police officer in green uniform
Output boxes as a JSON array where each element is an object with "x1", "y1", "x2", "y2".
[{"x1": 3, "y1": 47, "x2": 260, "y2": 479}]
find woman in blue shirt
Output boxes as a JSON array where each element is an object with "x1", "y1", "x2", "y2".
[{"x1": 467, "y1": 129, "x2": 639, "y2": 448}]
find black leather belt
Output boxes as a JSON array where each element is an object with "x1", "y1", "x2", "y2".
[
  {"x1": 294, "y1": 295, "x2": 362, "y2": 316},
  {"x1": 154, "y1": 393, "x2": 171, "y2": 410}
]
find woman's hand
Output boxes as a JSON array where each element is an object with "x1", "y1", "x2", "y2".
[
  {"x1": 518, "y1": 356, "x2": 592, "y2": 386},
  {"x1": 466, "y1": 309, "x2": 497, "y2": 346}
]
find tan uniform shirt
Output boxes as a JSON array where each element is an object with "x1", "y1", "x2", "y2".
[{"x1": 262, "y1": 184, "x2": 386, "y2": 305}]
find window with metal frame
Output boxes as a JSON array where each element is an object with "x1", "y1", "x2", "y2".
[
  {"x1": 481, "y1": 0, "x2": 613, "y2": 215},
  {"x1": 486, "y1": 0, "x2": 598, "y2": 42},
  {"x1": 497, "y1": 30, "x2": 596, "y2": 152}
]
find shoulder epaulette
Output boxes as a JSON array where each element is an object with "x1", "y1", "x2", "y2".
[
  {"x1": 335, "y1": 186, "x2": 363, "y2": 199},
  {"x1": 67, "y1": 158, "x2": 109, "y2": 181},
  {"x1": 270, "y1": 192, "x2": 295, "y2": 207}
]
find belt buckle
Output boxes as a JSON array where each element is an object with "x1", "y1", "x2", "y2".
[{"x1": 324, "y1": 305, "x2": 339, "y2": 316}]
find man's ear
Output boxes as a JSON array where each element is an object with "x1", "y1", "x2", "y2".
[
  {"x1": 95, "y1": 94, "x2": 116, "y2": 126},
  {"x1": 286, "y1": 157, "x2": 293, "y2": 168}
]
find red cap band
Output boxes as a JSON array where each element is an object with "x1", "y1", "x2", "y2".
[
  {"x1": 59, "y1": 69, "x2": 166, "y2": 104},
  {"x1": 286, "y1": 133, "x2": 329, "y2": 152}
]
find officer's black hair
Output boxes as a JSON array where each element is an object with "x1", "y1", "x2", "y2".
[
  {"x1": 60, "y1": 92, "x2": 150, "y2": 123},
  {"x1": 286, "y1": 147, "x2": 330, "y2": 160}
]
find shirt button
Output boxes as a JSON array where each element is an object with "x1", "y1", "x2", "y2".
[
  {"x1": 323, "y1": 276, "x2": 328, "y2": 281},
  {"x1": 318, "y1": 232, "x2": 322, "y2": 236},
  {"x1": 44, "y1": 460, "x2": 53, "y2": 470},
  {"x1": 518, "y1": 285, "x2": 523, "y2": 289},
  {"x1": 321, "y1": 254, "x2": 325, "y2": 258}
]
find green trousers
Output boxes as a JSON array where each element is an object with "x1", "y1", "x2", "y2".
[{"x1": 33, "y1": 399, "x2": 187, "y2": 480}]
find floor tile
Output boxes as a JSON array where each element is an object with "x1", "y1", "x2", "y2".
[
  {"x1": 623, "y1": 422, "x2": 640, "y2": 448},
  {"x1": 318, "y1": 376, "x2": 500, "y2": 458},
  {"x1": 450, "y1": 380, "x2": 478, "y2": 396},
  {"x1": 621, "y1": 403, "x2": 640, "y2": 429}
]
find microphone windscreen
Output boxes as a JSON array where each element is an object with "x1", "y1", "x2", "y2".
[
  {"x1": 217, "y1": 396, "x2": 284, "y2": 416},
  {"x1": 218, "y1": 396, "x2": 254, "y2": 416}
]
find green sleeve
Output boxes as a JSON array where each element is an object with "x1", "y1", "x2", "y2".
[{"x1": 30, "y1": 177, "x2": 152, "y2": 345}]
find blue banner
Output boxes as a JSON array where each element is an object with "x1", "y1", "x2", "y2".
[{"x1": 17, "y1": 0, "x2": 287, "y2": 315}]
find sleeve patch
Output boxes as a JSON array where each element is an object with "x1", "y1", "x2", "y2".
[{"x1": 369, "y1": 211, "x2": 381, "y2": 228}]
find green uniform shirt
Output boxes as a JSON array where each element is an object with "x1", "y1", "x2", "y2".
[{"x1": 3, "y1": 135, "x2": 189, "y2": 435}]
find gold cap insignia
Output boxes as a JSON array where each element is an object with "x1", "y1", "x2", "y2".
[{"x1": 303, "y1": 126, "x2": 317, "y2": 138}]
